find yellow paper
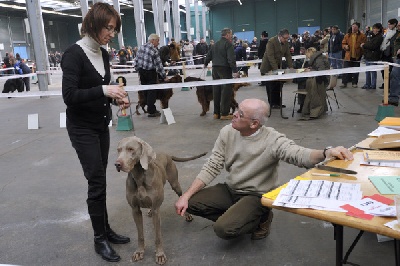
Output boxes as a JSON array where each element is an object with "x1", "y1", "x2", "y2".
[{"x1": 262, "y1": 176, "x2": 310, "y2": 200}]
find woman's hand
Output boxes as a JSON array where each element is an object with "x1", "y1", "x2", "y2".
[
  {"x1": 116, "y1": 97, "x2": 130, "y2": 109},
  {"x1": 106, "y1": 84, "x2": 127, "y2": 99}
]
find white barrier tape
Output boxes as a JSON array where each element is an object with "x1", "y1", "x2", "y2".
[
  {"x1": 0, "y1": 67, "x2": 15, "y2": 72},
  {"x1": 0, "y1": 73, "x2": 37, "y2": 80},
  {"x1": 0, "y1": 64, "x2": 390, "y2": 98},
  {"x1": 111, "y1": 64, "x2": 136, "y2": 68}
]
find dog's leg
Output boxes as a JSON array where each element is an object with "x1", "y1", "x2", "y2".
[
  {"x1": 151, "y1": 208, "x2": 167, "y2": 265},
  {"x1": 135, "y1": 103, "x2": 141, "y2": 115},
  {"x1": 131, "y1": 206, "x2": 145, "y2": 262}
]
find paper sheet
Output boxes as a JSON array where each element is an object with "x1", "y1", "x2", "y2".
[{"x1": 368, "y1": 127, "x2": 400, "y2": 137}]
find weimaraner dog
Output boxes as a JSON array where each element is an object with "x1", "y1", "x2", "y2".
[{"x1": 115, "y1": 136, "x2": 206, "y2": 265}]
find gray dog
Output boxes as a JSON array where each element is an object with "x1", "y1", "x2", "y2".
[{"x1": 115, "y1": 136, "x2": 206, "y2": 265}]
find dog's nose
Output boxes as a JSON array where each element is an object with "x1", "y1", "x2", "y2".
[{"x1": 115, "y1": 163, "x2": 122, "y2": 172}]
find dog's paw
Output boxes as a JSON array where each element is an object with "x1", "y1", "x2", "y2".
[
  {"x1": 132, "y1": 251, "x2": 144, "y2": 262},
  {"x1": 200, "y1": 112, "x2": 206, "y2": 116},
  {"x1": 155, "y1": 252, "x2": 167, "y2": 265},
  {"x1": 185, "y1": 214, "x2": 193, "y2": 222}
]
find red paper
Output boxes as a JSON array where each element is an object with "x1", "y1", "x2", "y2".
[{"x1": 365, "y1": 194, "x2": 394, "y2": 205}]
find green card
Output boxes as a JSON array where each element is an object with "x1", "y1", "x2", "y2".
[{"x1": 368, "y1": 176, "x2": 400, "y2": 194}]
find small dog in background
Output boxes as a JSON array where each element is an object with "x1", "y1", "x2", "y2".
[
  {"x1": 184, "y1": 76, "x2": 250, "y2": 116},
  {"x1": 135, "y1": 74, "x2": 182, "y2": 115},
  {"x1": 115, "y1": 136, "x2": 206, "y2": 265}
]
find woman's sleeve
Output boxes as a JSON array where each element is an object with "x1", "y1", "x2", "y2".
[{"x1": 61, "y1": 48, "x2": 104, "y2": 105}]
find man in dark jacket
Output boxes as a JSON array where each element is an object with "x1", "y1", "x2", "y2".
[
  {"x1": 257, "y1": 31, "x2": 269, "y2": 85},
  {"x1": 328, "y1": 25, "x2": 344, "y2": 70},
  {"x1": 195, "y1": 38, "x2": 208, "y2": 65},
  {"x1": 388, "y1": 22, "x2": 400, "y2": 106},
  {"x1": 204, "y1": 28, "x2": 239, "y2": 120}
]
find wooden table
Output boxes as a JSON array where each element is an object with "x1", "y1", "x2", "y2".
[{"x1": 261, "y1": 150, "x2": 400, "y2": 266}]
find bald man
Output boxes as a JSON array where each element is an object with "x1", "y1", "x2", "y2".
[{"x1": 175, "y1": 98, "x2": 353, "y2": 240}]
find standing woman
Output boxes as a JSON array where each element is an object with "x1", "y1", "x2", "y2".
[
  {"x1": 361, "y1": 23, "x2": 384, "y2": 89},
  {"x1": 61, "y1": 3, "x2": 130, "y2": 262}
]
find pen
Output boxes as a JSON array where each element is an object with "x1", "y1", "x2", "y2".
[{"x1": 311, "y1": 173, "x2": 340, "y2": 177}]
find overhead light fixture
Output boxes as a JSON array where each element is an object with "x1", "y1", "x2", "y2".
[{"x1": 238, "y1": 0, "x2": 242, "y2": 5}]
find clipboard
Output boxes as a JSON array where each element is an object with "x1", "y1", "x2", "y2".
[{"x1": 369, "y1": 133, "x2": 400, "y2": 149}]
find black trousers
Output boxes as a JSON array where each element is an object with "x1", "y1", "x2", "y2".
[
  {"x1": 67, "y1": 120, "x2": 110, "y2": 232},
  {"x1": 23, "y1": 77, "x2": 30, "y2": 91},
  {"x1": 139, "y1": 69, "x2": 158, "y2": 114},
  {"x1": 265, "y1": 81, "x2": 282, "y2": 106},
  {"x1": 342, "y1": 59, "x2": 360, "y2": 85},
  {"x1": 212, "y1": 66, "x2": 233, "y2": 116}
]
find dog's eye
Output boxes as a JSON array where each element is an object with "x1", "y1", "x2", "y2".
[
  {"x1": 117, "y1": 148, "x2": 122, "y2": 153},
  {"x1": 127, "y1": 148, "x2": 134, "y2": 152}
]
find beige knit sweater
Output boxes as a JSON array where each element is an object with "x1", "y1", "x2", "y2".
[{"x1": 196, "y1": 125, "x2": 314, "y2": 195}]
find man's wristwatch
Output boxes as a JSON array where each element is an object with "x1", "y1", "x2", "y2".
[{"x1": 323, "y1": 146, "x2": 333, "y2": 158}]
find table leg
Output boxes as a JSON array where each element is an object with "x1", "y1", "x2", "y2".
[
  {"x1": 395, "y1": 239, "x2": 400, "y2": 266},
  {"x1": 333, "y1": 224, "x2": 343, "y2": 266},
  {"x1": 280, "y1": 82, "x2": 288, "y2": 119}
]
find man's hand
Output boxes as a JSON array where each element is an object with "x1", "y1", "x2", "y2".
[
  {"x1": 326, "y1": 146, "x2": 354, "y2": 161},
  {"x1": 175, "y1": 195, "x2": 189, "y2": 217}
]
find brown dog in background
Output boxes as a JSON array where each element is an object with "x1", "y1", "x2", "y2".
[
  {"x1": 115, "y1": 136, "x2": 206, "y2": 265},
  {"x1": 184, "y1": 76, "x2": 250, "y2": 116},
  {"x1": 135, "y1": 74, "x2": 182, "y2": 115}
]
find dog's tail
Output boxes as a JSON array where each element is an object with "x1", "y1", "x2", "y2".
[{"x1": 171, "y1": 152, "x2": 207, "y2": 162}]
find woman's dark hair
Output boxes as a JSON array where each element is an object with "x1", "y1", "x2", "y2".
[
  {"x1": 372, "y1": 23, "x2": 383, "y2": 34},
  {"x1": 81, "y1": 2, "x2": 121, "y2": 41}
]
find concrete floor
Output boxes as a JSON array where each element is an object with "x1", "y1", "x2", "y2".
[{"x1": 0, "y1": 66, "x2": 399, "y2": 266}]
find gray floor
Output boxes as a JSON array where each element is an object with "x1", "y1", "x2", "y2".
[{"x1": 0, "y1": 66, "x2": 399, "y2": 266}]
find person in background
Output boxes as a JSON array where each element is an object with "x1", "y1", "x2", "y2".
[
  {"x1": 328, "y1": 25, "x2": 344, "y2": 73},
  {"x1": 319, "y1": 28, "x2": 330, "y2": 53},
  {"x1": 340, "y1": 22, "x2": 366, "y2": 88},
  {"x1": 118, "y1": 46, "x2": 127, "y2": 65},
  {"x1": 61, "y1": 3, "x2": 130, "y2": 262},
  {"x1": 301, "y1": 47, "x2": 330, "y2": 120},
  {"x1": 249, "y1": 37, "x2": 258, "y2": 60},
  {"x1": 379, "y1": 18, "x2": 398, "y2": 89},
  {"x1": 291, "y1": 34, "x2": 301, "y2": 56},
  {"x1": 169, "y1": 38, "x2": 181, "y2": 64},
  {"x1": 134, "y1": 34, "x2": 167, "y2": 117},
  {"x1": 14, "y1": 58, "x2": 32, "y2": 91},
  {"x1": 175, "y1": 98, "x2": 353, "y2": 241},
  {"x1": 388, "y1": 22, "x2": 400, "y2": 106},
  {"x1": 235, "y1": 40, "x2": 247, "y2": 77},
  {"x1": 257, "y1": 31, "x2": 269, "y2": 86},
  {"x1": 260, "y1": 28, "x2": 293, "y2": 109},
  {"x1": 361, "y1": 23, "x2": 384, "y2": 90},
  {"x1": 204, "y1": 28, "x2": 239, "y2": 120},
  {"x1": 208, "y1": 39, "x2": 215, "y2": 51},
  {"x1": 195, "y1": 38, "x2": 208, "y2": 65},
  {"x1": 183, "y1": 39, "x2": 194, "y2": 65}
]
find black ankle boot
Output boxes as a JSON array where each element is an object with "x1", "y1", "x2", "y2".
[
  {"x1": 94, "y1": 235, "x2": 121, "y2": 262},
  {"x1": 106, "y1": 228, "x2": 130, "y2": 244}
]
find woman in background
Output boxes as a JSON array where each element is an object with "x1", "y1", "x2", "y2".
[
  {"x1": 61, "y1": 3, "x2": 130, "y2": 262},
  {"x1": 301, "y1": 47, "x2": 330, "y2": 120}
]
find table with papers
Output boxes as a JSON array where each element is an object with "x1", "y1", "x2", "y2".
[{"x1": 261, "y1": 149, "x2": 400, "y2": 266}]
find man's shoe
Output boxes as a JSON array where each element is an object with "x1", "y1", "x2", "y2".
[
  {"x1": 361, "y1": 85, "x2": 369, "y2": 89},
  {"x1": 251, "y1": 211, "x2": 274, "y2": 240},
  {"x1": 220, "y1": 115, "x2": 233, "y2": 120},
  {"x1": 106, "y1": 228, "x2": 130, "y2": 244},
  {"x1": 148, "y1": 112, "x2": 161, "y2": 117},
  {"x1": 213, "y1": 114, "x2": 220, "y2": 119},
  {"x1": 339, "y1": 84, "x2": 347, "y2": 88},
  {"x1": 94, "y1": 236, "x2": 121, "y2": 262}
]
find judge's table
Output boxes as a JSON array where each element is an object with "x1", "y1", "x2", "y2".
[{"x1": 261, "y1": 148, "x2": 400, "y2": 266}]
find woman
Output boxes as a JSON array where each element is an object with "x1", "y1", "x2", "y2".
[
  {"x1": 361, "y1": 23, "x2": 384, "y2": 89},
  {"x1": 61, "y1": 3, "x2": 130, "y2": 262},
  {"x1": 301, "y1": 47, "x2": 330, "y2": 120}
]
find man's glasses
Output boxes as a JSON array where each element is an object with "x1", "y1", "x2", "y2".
[{"x1": 104, "y1": 26, "x2": 118, "y2": 35}]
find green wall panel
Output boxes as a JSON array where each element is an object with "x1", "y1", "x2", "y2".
[
  {"x1": 276, "y1": 0, "x2": 298, "y2": 35},
  {"x1": 254, "y1": 0, "x2": 276, "y2": 39},
  {"x1": 321, "y1": 0, "x2": 347, "y2": 32},
  {"x1": 297, "y1": 0, "x2": 320, "y2": 28},
  {"x1": 232, "y1": 2, "x2": 254, "y2": 33},
  {"x1": 210, "y1": 7, "x2": 233, "y2": 40}
]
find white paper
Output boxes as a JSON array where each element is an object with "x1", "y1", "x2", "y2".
[
  {"x1": 346, "y1": 198, "x2": 396, "y2": 217},
  {"x1": 368, "y1": 127, "x2": 400, "y2": 137},
  {"x1": 384, "y1": 220, "x2": 400, "y2": 231},
  {"x1": 360, "y1": 159, "x2": 400, "y2": 168},
  {"x1": 160, "y1": 108, "x2": 175, "y2": 125},
  {"x1": 273, "y1": 180, "x2": 362, "y2": 212}
]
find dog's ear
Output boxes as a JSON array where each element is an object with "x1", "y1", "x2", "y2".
[{"x1": 137, "y1": 138, "x2": 156, "y2": 170}]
